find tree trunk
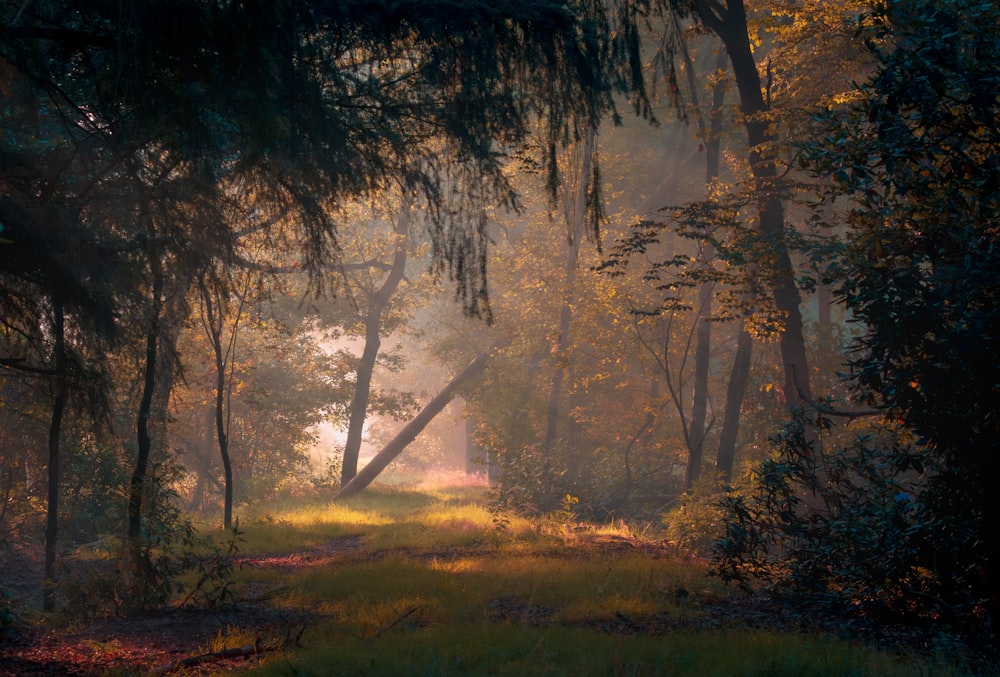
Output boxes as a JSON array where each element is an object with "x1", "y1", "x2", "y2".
[
  {"x1": 541, "y1": 126, "x2": 595, "y2": 457},
  {"x1": 43, "y1": 297, "x2": 66, "y2": 611},
  {"x1": 199, "y1": 276, "x2": 236, "y2": 529},
  {"x1": 213, "y1": 330, "x2": 233, "y2": 530},
  {"x1": 540, "y1": 250, "x2": 579, "y2": 455},
  {"x1": 337, "y1": 347, "x2": 496, "y2": 499},
  {"x1": 341, "y1": 206, "x2": 410, "y2": 485},
  {"x1": 684, "y1": 45, "x2": 728, "y2": 489},
  {"x1": 698, "y1": 1, "x2": 814, "y2": 423},
  {"x1": 128, "y1": 257, "x2": 163, "y2": 544},
  {"x1": 716, "y1": 328, "x2": 752, "y2": 479}
]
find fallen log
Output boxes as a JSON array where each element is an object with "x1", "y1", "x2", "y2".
[{"x1": 150, "y1": 641, "x2": 265, "y2": 674}]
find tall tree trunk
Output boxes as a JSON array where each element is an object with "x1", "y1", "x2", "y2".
[
  {"x1": 541, "y1": 126, "x2": 595, "y2": 457},
  {"x1": 683, "y1": 45, "x2": 728, "y2": 489},
  {"x1": 341, "y1": 206, "x2": 410, "y2": 485},
  {"x1": 540, "y1": 244, "x2": 580, "y2": 455},
  {"x1": 337, "y1": 347, "x2": 496, "y2": 499},
  {"x1": 43, "y1": 297, "x2": 66, "y2": 611},
  {"x1": 698, "y1": 1, "x2": 814, "y2": 424},
  {"x1": 128, "y1": 255, "x2": 163, "y2": 544},
  {"x1": 212, "y1": 325, "x2": 233, "y2": 530},
  {"x1": 199, "y1": 277, "x2": 235, "y2": 529},
  {"x1": 716, "y1": 328, "x2": 752, "y2": 479}
]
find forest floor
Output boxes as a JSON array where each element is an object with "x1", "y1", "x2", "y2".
[{"x1": 1, "y1": 484, "x2": 996, "y2": 676}]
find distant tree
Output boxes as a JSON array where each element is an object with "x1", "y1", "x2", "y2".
[
  {"x1": 684, "y1": 0, "x2": 814, "y2": 424},
  {"x1": 340, "y1": 202, "x2": 413, "y2": 486},
  {"x1": 541, "y1": 126, "x2": 598, "y2": 462}
]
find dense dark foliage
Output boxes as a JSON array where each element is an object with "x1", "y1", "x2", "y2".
[
  {"x1": 715, "y1": 0, "x2": 1000, "y2": 643},
  {"x1": 1, "y1": 0, "x2": 649, "y2": 610}
]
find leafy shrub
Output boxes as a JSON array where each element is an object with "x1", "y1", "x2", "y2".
[
  {"x1": 57, "y1": 459, "x2": 241, "y2": 619},
  {"x1": 711, "y1": 414, "x2": 953, "y2": 625},
  {"x1": 662, "y1": 474, "x2": 730, "y2": 555}
]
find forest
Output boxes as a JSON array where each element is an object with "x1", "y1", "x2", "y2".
[{"x1": 1, "y1": 0, "x2": 998, "y2": 674}]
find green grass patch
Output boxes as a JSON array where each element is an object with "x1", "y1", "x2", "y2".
[
  {"x1": 240, "y1": 624, "x2": 932, "y2": 677},
  {"x1": 220, "y1": 480, "x2": 963, "y2": 677}
]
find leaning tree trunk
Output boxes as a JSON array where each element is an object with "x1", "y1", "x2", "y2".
[
  {"x1": 43, "y1": 297, "x2": 66, "y2": 611},
  {"x1": 337, "y1": 347, "x2": 497, "y2": 499}
]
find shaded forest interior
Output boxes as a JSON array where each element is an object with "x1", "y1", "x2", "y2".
[{"x1": 2, "y1": 0, "x2": 999, "y2": 673}]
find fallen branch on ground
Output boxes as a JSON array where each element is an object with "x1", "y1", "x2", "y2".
[
  {"x1": 150, "y1": 623, "x2": 306, "y2": 674},
  {"x1": 150, "y1": 641, "x2": 266, "y2": 674}
]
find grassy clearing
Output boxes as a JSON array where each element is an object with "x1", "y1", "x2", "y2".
[{"x1": 214, "y1": 481, "x2": 959, "y2": 677}]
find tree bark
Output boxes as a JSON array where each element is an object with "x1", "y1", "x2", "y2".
[
  {"x1": 341, "y1": 206, "x2": 410, "y2": 485},
  {"x1": 336, "y1": 347, "x2": 496, "y2": 499},
  {"x1": 697, "y1": 1, "x2": 814, "y2": 422},
  {"x1": 128, "y1": 254, "x2": 163, "y2": 544},
  {"x1": 43, "y1": 297, "x2": 66, "y2": 611},
  {"x1": 716, "y1": 328, "x2": 752, "y2": 479}
]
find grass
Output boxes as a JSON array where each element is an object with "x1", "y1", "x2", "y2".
[{"x1": 209, "y1": 480, "x2": 961, "y2": 677}]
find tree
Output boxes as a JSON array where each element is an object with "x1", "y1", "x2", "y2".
[
  {"x1": 336, "y1": 346, "x2": 498, "y2": 499},
  {"x1": 803, "y1": 0, "x2": 1000, "y2": 632},
  {"x1": 688, "y1": 0, "x2": 813, "y2": 422},
  {"x1": 197, "y1": 264, "x2": 252, "y2": 531},
  {"x1": 541, "y1": 125, "x2": 598, "y2": 460},
  {"x1": 340, "y1": 202, "x2": 412, "y2": 485}
]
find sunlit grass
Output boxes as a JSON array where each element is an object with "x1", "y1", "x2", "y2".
[{"x1": 218, "y1": 480, "x2": 960, "y2": 677}]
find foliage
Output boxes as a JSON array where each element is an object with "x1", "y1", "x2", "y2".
[
  {"x1": 171, "y1": 310, "x2": 343, "y2": 510},
  {"x1": 712, "y1": 415, "x2": 944, "y2": 621},
  {"x1": 60, "y1": 435, "x2": 131, "y2": 544},
  {"x1": 56, "y1": 458, "x2": 241, "y2": 619},
  {"x1": 662, "y1": 474, "x2": 730, "y2": 554},
  {"x1": 798, "y1": 0, "x2": 1000, "y2": 638},
  {"x1": 0, "y1": 586, "x2": 22, "y2": 643}
]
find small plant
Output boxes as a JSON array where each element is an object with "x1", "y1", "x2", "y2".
[
  {"x1": 178, "y1": 521, "x2": 245, "y2": 609},
  {"x1": 662, "y1": 475, "x2": 730, "y2": 555},
  {"x1": 311, "y1": 447, "x2": 344, "y2": 493},
  {"x1": 554, "y1": 493, "x2": 580, "y2": 524}
]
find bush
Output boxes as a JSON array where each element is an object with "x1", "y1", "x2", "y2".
[{"x1": 712, "y1": 415, "x2": 944, "y2": 623}]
